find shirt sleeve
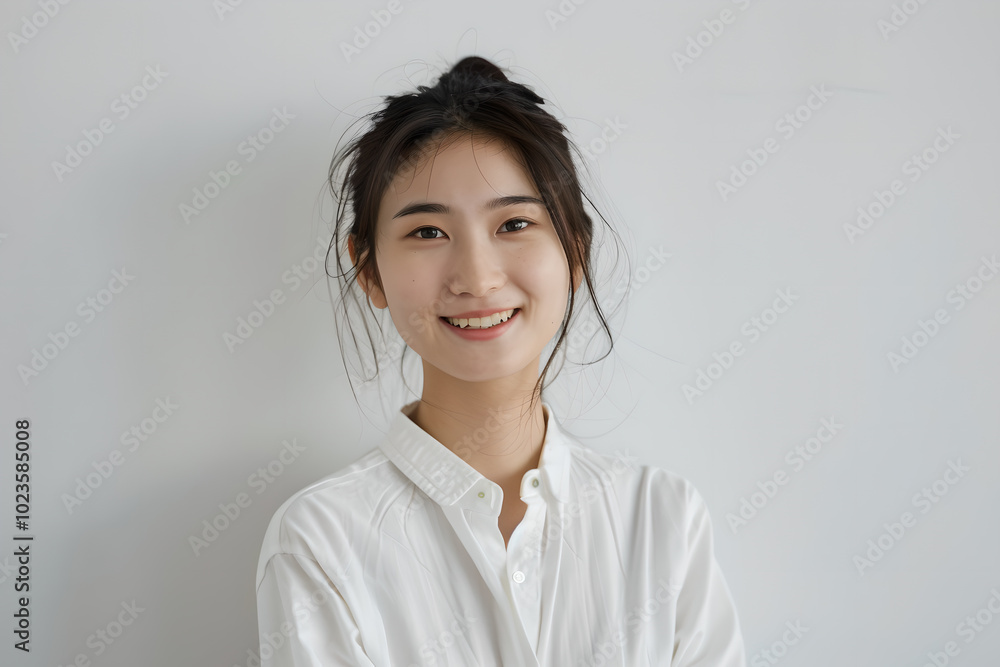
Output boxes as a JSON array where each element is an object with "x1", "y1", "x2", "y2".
[
  {"x1": 671, "y1": 487, "x2": 747, "y2": 667},
  {"x1": 256, "y1": 552, "x2": 377, "y2": 666}
]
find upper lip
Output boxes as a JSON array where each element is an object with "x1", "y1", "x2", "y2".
[{"x1": 441, "y1": 308, "x2": 519, "y2": 319}]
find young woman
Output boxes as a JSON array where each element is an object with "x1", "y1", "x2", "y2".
[{"x1": 255, "y1": 55, "x2": 746, "y2": 666}]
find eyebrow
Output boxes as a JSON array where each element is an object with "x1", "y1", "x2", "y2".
[{"x1": 390, "y1": 195, "x2": 545, "y2": 220}]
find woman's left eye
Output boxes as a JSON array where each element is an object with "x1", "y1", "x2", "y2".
[{"x1": 501, "y1": 218, "x2": 533, "y2": 233}]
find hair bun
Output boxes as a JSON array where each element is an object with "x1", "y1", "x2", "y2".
[
  {"x1": 439, "y1": 56, "x2": 545, "y2": 109},
  {"x1": 450, "y1": 56, "x2": 511, "y2": 85}
]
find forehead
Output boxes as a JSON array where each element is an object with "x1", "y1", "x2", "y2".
[{"x1": 382, "y1": 133, "x2": 536, "y2": 202}]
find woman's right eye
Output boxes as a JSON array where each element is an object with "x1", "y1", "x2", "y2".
[{"x1": 408, "y1": 227, "x2": 444, "y2": 239}]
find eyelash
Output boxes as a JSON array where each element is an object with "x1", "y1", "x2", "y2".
[{"x1": 406, "y1": 218, "x2": 534, "y2": 240}]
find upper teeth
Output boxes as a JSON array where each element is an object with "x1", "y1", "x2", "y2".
[{"x1": 445, "y1": 309, "x2": 516, "y2": 329}]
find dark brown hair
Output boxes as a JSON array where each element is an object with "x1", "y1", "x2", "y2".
[{"x1": 325, "y1": 55, "x2": 626, "y2": 417}]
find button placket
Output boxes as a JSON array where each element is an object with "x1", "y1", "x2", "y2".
[{"x1": 505, "y1": 493, "x2": 545, "y2": 654}]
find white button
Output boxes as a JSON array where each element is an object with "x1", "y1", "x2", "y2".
[
  {"x1": 512, "y1": 570, "x2": 525, "y2": 583},
  {"x1": 532, "y1": 478, "x2": 539, "y2": 487}
]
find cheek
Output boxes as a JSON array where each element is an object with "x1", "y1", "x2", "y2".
[
  {"x1": 381, "y1": 261, "x2": 445, "y2": 336},
  {"x1": 517, "y1": 242, "x2": 569, "y2": 291}
]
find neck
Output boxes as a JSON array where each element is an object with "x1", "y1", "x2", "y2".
[{"x1": 407, "y1": 361, "x2": 548, "y2": 490}]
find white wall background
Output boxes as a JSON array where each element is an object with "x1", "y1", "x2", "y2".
[{"x1": 2, "y1": 1, "x2": 999, "y2": 665}]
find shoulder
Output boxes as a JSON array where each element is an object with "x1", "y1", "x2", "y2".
[
  {"x1": 254, "y1": 446, "x2": 404, "y2": 588},
  {"x1": 568, "y1": 441, "x2": 711, "y2": 528}
]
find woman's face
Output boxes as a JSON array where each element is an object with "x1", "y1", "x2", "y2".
[{"x1": 356, "y1": 133, "x2": 580, "y2": 383}]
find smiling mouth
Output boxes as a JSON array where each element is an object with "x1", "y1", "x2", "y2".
[{"x1": 440, "y1": 308, "x2": 520, "y2": 329}]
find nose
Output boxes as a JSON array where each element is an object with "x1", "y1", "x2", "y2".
[{"x1": 445, "y1": 234, "x2": 507, "y2": 298}]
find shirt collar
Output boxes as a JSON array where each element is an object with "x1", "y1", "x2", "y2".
[{"x1": 378, "y1": 400, "x2": 571, "y2": 507}]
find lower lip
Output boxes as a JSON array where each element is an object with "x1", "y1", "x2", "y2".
[{"x1": 440, "y1": 309, "x2": 520, "y2": 340}]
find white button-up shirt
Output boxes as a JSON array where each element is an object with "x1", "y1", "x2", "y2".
[{"x1": 255, "y1": 401, "x2": 746, "y2": 666}]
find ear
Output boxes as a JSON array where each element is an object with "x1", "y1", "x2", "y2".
[{"x1": 348, "y1": 235, "x2": 388, "y2": 309}]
